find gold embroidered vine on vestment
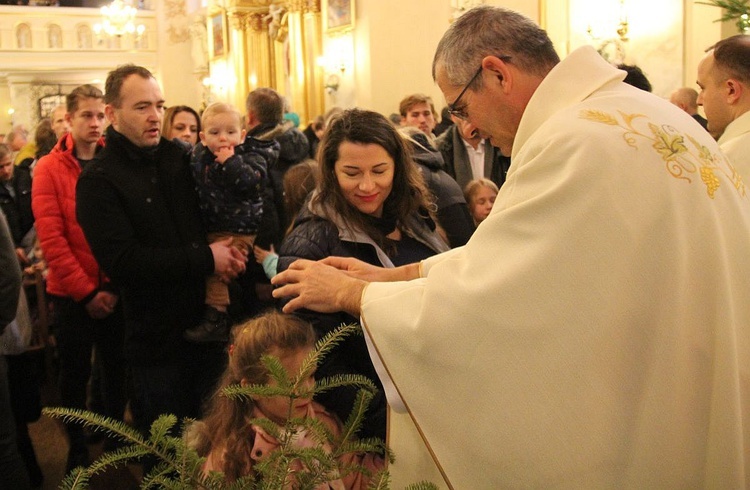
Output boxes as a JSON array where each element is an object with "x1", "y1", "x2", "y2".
[{"x1": 579, "y1": 109, "x2": 745, "y2": 199}]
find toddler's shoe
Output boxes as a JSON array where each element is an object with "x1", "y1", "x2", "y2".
[{"x1": 183, "y1": 306, "x2": 229, "y2": 343}]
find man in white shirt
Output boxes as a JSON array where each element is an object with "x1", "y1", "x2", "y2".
[
  {"x1": 436, "y1": 113, "x2": 510, "y2": 190},
  {"x1": 696, "y1": 34, "x2": 750, "y2": 175},
  {"x1": 274, "y1": 6, "x2": 750, "y2": 488}
]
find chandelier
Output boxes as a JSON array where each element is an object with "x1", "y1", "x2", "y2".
[{"x1": 93, "y1": 0, "x2": 145, "y2": 38}]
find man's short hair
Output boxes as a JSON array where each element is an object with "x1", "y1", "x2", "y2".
[
  {"x1": 51, "y1": 104, "x2": 66, "y2": 119},
  {"x1": 671, "y1": 87, "x2": 699, "y2": 111},
  {"x1": 399, "y1": 94, "x2": 436, "y2": 118},
  {"x1": 4, "y1": 125, "x2": 27, "y2": 146},
  {"x1": 245, "y1": 87, "x2": 284, "y2": 125},
  {"x1": 67, "y1": 84, "x2": 104, "y2": 113},
  {"x1": 432, "y1": 6, "x2": 559, "y2": 91},
  {"x1": 104, "y1": 64, "x2": 154, "y2": 107},
  {"x1": 710, "y1": 34, "x2": 750, "y2": 84}
]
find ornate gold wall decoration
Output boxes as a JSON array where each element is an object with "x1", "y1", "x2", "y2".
[
  {"x1": 206, "y1": 0, "x2": 323, "y2": 123},
  {"x1": 306, "y1": 0, "x2": 320, "y2": 13},
  {"x1": 164, "y1": 0, "x2": 191, "y2": 44}
]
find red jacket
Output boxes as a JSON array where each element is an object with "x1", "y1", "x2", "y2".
[{"x1": 32, "y1": 133, "x2": 106, "y2": 302}]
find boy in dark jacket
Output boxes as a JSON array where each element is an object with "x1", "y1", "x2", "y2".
[{"x1": 186, "y1": 102, "x2": 272, "y2": 342}]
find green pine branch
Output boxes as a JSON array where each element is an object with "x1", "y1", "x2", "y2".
[
  {"x1": 696, "y1": 0, "x2": 750, "y2": 31},
  {"x1": 339, "y1": 389, "x2": 374, "y2": 444},
  {"x1": 43, "y1": 323, "x2": 436, "y2": 489},
  {"x1": 58, "y1": 467, "x2": 90, "y2": 490},
  {"x1": 314, "y1": 373, "x2": 378, "y2": 394}
]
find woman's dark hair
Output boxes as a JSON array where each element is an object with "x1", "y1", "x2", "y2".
[
  {"x1": 313, "y1": 108, "x2": 431, "y2": 251},
  {"x1": 35, "y1": 119, "x2": 57, "y2": 159},
  {"x1": 283, "y1": 159, "x2": 318, "y2": 236},
  {"x1": 617, "y1": 64, "x2": 652, "y2": 92}
]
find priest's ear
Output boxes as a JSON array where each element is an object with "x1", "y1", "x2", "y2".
[
  {"x1": 481, "y1": 55, "x2": 512, "y2": 93},
  {"x1": 725, "y1": 78, "x2": 745, "y2": 105}
]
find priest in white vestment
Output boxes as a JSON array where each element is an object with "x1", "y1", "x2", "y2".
[
  {"x1": 697, "y1": 34, "x2": 750, "y2": 176},
  {"x1": 274, "y1": 7, "x2": 750, "y2": 489}
]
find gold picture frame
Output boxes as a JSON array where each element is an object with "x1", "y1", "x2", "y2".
[
  {"x1": 208, "y1": 9, "x2": 227, "y2": 59},
  {"x1": 323, "y1": 0, "x2": 355, "y2": 35}
]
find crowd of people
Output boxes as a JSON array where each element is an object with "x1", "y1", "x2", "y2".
[{"x1": 0, "y1": 5, "x2": 749, "y2": 488}]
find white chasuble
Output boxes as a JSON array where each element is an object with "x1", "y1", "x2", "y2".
[
  {"x1": 362, "y1": 46, "x2": 750, "y2": 489},
  {"x1": 718, "y1": 109, "x2": 750, "y2": 181}
]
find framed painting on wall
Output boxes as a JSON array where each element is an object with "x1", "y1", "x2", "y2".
[
  {"x1": 38, "y1": 94, "x2": 65, "y2": 119},
  {"x1": 324, "y1": 0, "x2": 355, "y2": 34},
  {"x1": 208, "y1": 9, "x2": 227, "y2": 59}
]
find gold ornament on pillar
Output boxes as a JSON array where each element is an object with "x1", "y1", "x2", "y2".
[
  {"x1": 305, "y1": 0, "x2": 321, "y2": 13},
  {"x1": 229, "y1": 11, "x2": 250, "y2": 31},
  {"x1": 209, "y1": 0, "x2": 324, "y2": 122},
  {"x1": 288, "y1": 0, "x2": 306, "y2": 13},
  {"x1": 265, "y1": 4, "x2": 289, "y2": 42},
  {"x1": 247, "y1": 12, "x2": 266, "y2": 32}
]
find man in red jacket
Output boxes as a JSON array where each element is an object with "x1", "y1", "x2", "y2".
[{"x1": 32, "y1": 84, "x2": 126, "y2": 472}]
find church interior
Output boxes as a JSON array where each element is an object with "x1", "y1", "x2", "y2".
[
  {"x1": 0, "y1": 0, "x2": 744, "y2": 136},
  {"x1": 0, "y1": 1, "x2": 748, "y2": 489}
]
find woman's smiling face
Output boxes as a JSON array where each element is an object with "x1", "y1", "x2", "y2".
[{"x1": 334, "y1": 141, "x2": 395, "y2": 218}]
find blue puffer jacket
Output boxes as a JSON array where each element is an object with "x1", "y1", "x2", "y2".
[{"x1": 190, "y1": 136, "x2": 279, "y2": 234}]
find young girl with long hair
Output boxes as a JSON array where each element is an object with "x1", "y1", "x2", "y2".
[
  {"x1": 464, "y1": 178, "x2": 498, "y2": 226},
  {"x1": 189, "y1": 311, "x2": 383, "y2": 487}
]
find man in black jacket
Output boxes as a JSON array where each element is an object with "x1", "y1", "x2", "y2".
[
  {"x1": 76, "y1": 65, "x2": 247, "y2": 436},
  {"x1": 0, "y1": 144, "x2": 33, "y2": 265},
  {"x1": 0, "y1": 211, "x2": 30, "y2": 489},
  {"x1": 245, "y1": 88, "x2": 305, "y2": 247}
]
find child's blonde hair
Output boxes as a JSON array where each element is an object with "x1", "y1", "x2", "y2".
[
  {"x1": 189, "y1": 311, "x2": 316, "y2": 481},
  {"x1": 201, "y1": 101, "x2": 244, "y2": 130},
  {"x1": 463, "y1": 178, "x2": 499, "y2": 205}
]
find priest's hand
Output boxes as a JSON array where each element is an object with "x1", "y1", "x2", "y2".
[
  {"x1": 321, "y1": 256, "x2": 421, "y2": 282},
  {"x1": 272, "y1": 259, "x2": 366, "y2": 316}
]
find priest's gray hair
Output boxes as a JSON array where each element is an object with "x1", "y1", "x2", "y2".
[{"x1": 432, "y1": 6, "x2": 560, "y2": 89}]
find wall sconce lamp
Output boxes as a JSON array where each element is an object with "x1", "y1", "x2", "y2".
[
  {"x1": 586, "y1": 0, "x2": 629, "y2": 43},
  {"x1": 616, "y1": 0, "x2": 629, "y2": 42},
  {"x1": 318, "y1": 54, "x2": 347, "y2": 75},
  {"x1": 325, "y1": 74, "x2": 340, "y2": 95}
]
